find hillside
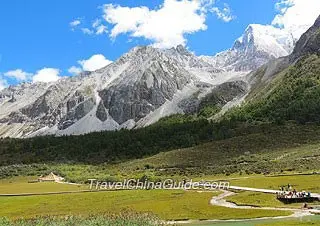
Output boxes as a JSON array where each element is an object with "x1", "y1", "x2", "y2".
[
  {"x1": 1, "y1": 122, "x2": 320, "y2": 181},
  {"x1": 0, "y1": 117, "x2": 214, "y2": 165},
  {"x1": 113, "y1": 123, "x2": 320, "y2": 176}
]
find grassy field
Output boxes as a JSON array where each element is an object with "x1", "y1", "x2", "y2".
[
  {"x1": 0, "y1": 173, "x2": 318, "y2": 221},
  {"x1": 0, "y1": 189, "x2": 291, "y2": 221},
  {"x1": 0, "y1": 177, "x2": 85, "y2": 194},
  {"x1": 1, "y1": 173, "x2": 319, "y2": 194}
]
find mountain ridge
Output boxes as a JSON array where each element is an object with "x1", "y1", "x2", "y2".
[
  {"x1": 0, "y1": 45, "x2": 246, "y2": 137},
  {"x1": 0, "y1": 17, "x2": 316, "y2": 138}
]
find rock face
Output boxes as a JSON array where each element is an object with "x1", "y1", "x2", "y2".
[
  {"x1": 96, "y1": 101, "x2": 108, "y2": 122},
  {"x1": 98, "y1": 46, "x2": 192, "y2": 124},
  {"x1": 290, "y1": 15, "x2": 320, "y2": 62},
  {"x1": 178, "y1": 81, "x2": 248, "y2": 115},
  {"x1": 200, "y1": 81, "x2": 248, "y2": 108}
]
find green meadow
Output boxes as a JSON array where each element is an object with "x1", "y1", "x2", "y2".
[{"x1": 0, "y1": 186, "x2": 291, "y2": 221}]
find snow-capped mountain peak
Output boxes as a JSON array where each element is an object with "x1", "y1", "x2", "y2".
[
  {"x1": 200, "y1": 24, "x2": 296, "y2": 72},
  {"x1": 236, "y1": 24, "x2": 294, "y2": 56}
]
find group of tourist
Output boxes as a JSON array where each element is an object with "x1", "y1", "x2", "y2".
[{"x1": 277, "y1": 184, "x2": 311, "y2": 199}]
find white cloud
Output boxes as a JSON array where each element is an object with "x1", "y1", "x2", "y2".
[
  {"x1": 272, "y1": 0, "x2": 320, "y2": 39},
  {"x1": 70, "y1": 19, "x2": 81, "y2": 32},
  {"x1": 70, "y1": 19, "x2": 81, "y2": 27},
  {"x1": 96, "y1": 25, "x2": 108, "y2": 35},
  {"x1": 32, "y1": 68, "x2": 61, "y2": 83},
  {"x1": 78, "y1": 54, "x2": 112, "y2": 71},
  {"x1": 92, "y1": 19, "x2": 108, "y2": 35},
  {"x1": 92, "y1": 19, "x2": 101, "y2": 28},
  {"x1": 211, "y1": 3, "x2": 235, "y2": 22},
  {"x1": 103, "y1": 0, "x2": 226, "y2": 48},
  {"x1": 0, "y1": 78, "x2": 7, "y2": 91},
  {"x1": 73, "y1": 19, "x2": 108, "y2": 35},
  {"x1": 68, "y1": 66, "x2": 82, "y2": 75},
  {"x1": 81, "y1": 28, "x2": 94, "y2": 35},
  {"x1": 2, "y1": 68, "x2": 61, "y2": 84},
  {"x1": 4, "y1": 69, "x2": 32, "y2": 81}
]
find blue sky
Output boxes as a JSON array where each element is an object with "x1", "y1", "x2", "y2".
[{"x1": 0, "y1": 0, "x2": 319, "y2": 88}]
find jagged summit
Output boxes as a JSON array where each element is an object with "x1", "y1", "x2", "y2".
[
  {"x1": 200, "y1": 24, "x2": 297, "y2": 72},
  {"x1": 234, "y1": 24, "x2": 294, "y2": 56}
]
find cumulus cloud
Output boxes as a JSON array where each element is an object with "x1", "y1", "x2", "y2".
[
  {"x1": 68, "y1": 54, "x2": 113, "y2": 74},
  {"x1": 211, "y1": 3, "x2": 235, "y2": 22},
  {"x1": 103, "y1": 0, "x2": 233, "y2": 48},
  {"x1": 2, "y1": 68, "x2": 61, "y2": 84},
  {"x1": 32, "y1": 68, "x2": 61, "y2": 83},
  {"x1": 4, "y1": 69, "x2": 32, "y2": 81},
  {"x1": 272, "y1": 0, "x2": 320, "y2": 39},
  {"x1": 78, "y1": 54, "x2": 112, "y2": 71}
]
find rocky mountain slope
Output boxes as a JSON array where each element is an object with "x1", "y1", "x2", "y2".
[
  {"x1": 0, "y1": 45, "x2": 247, "y2": 137},
  {"x1": 0, "y1": 17, "x2": 315, "y2": 138}
]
